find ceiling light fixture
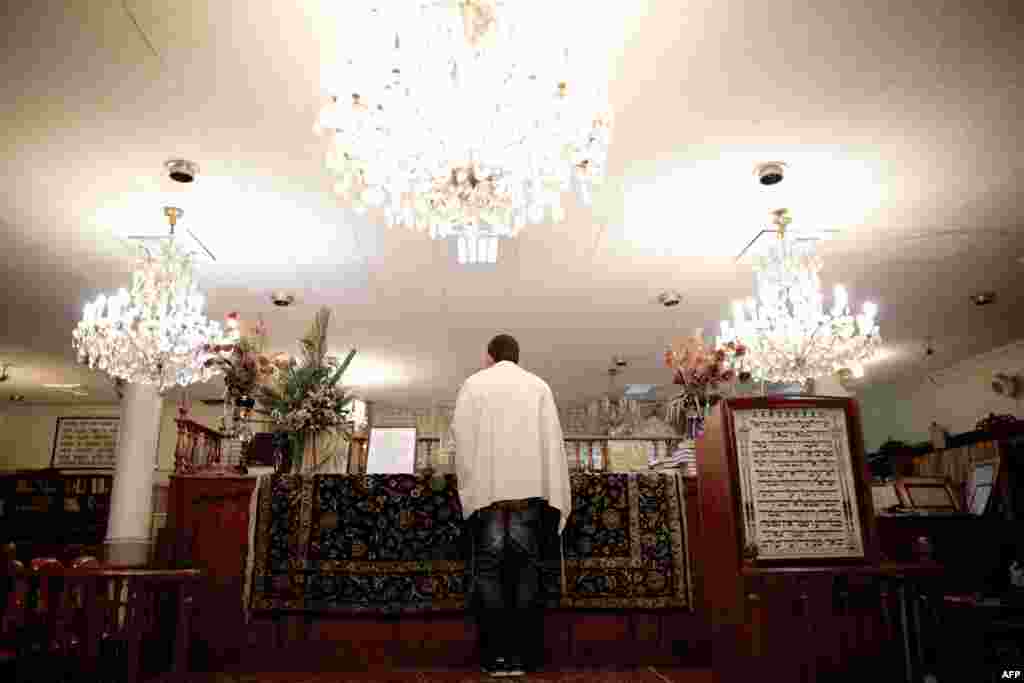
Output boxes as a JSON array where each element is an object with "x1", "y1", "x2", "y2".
[
  {"x1": 165, "y1": 159, "x2": 198, "y2": 183},
  {"x1": 717, "y1": 209, "x2": 882, "y2": 384},
  {"x1": 270, "y1": 292, "x2": 296, "y2": 307},
  {"x1": 43, "y1": 384, "x2": 89, "y2": 397},
  {"x1": 314, "y1": 2, "x2": 612, "y2": 254},
  {"x1": 970, "y1": 291, "x2": 997, "y2": 306},
  {"x1": 755, "y1": 161, "x2": 786, "y2": 186},
  {"x1": 73, "y1": 208, "x2": 224, "y2": 392}
]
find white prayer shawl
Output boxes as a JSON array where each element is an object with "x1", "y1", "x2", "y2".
[{"x1": 453, "y1": 361, "x2": 572, "y2": 534}]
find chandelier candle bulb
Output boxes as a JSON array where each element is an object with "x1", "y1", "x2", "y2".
[{"x1": 833, "y1": 284, "x2": 848, "y2": 314}]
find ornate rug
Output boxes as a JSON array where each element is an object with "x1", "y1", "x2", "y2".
[{"x1": 249, "y1": 472, "x2": 690, "y2": 614}]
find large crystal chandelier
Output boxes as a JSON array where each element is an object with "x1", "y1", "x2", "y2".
[
  {"x1": 313, "y1": 0, "x2": 611, "y2": 246},
  {"x1": 717, "y1": 211, "x2": 881, "y2": 384},
  {"x1": 73, "y1": 208, "x2": 224, "y2": 392}
]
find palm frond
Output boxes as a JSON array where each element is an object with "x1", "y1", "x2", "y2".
[
  {"x1": 299, "y1": 306, "x2": 331, "y2": 369},
  {"x1": 328, "y1": 348, "x2": 357, "y2": 386}
]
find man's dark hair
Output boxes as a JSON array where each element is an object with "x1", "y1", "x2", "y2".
[{"x1": 487, "y1": 334, "x2": 520, "y2": 364}]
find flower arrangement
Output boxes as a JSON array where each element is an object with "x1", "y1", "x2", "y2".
[
  {"x1": 202, "y1": 313, "x2": 274, "y2": 399},
  {"x1": 258, "y1": 306, "x2": 357, "y2": 472},
  {"x1": 664, "y1": 329, "x2": 751, "y2": 431}
]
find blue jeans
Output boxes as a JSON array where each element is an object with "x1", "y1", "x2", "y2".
[{"x1": 466, "y1": 498, "x2": 563, "y2": 668}]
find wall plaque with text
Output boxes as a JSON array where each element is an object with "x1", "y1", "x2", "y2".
[
  {"x1": 731, "y1": 404, "x2": 867, "y2": 562},
  {"x1": 50, "y1": 417, "x2": 120, "y2": 469}
]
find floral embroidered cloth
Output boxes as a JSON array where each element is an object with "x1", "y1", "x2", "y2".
[{"x1": 249, "y1": 472, "x2": 691, "y2": 613}]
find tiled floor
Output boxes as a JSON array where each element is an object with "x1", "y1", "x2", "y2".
[{"x1": 203, "y1": 668, "x2": 713, "y2": 683}]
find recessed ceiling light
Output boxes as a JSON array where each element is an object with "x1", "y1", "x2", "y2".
[{"x1": 970, "y1": 292, "x2": 997, "y2": 306}]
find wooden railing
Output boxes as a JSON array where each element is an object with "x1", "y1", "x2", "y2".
[
  {"x1": 347, "y1": 434, "x2": 687, "y2": 474},
  {"x1": 1, "y1": 563, "x2": 204, "y2": 680},
  {"x1": 173, "y1": 419, "x2": 224, "y2": 474}
]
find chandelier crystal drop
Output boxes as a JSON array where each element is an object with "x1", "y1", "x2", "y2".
[
  {"x1": 717, "y1": 225, "x2": 881, "y2": 385},
  {"x1": 73, "y1": 229, "x2": 224, "y2": 392},
  {"x1": 314, "y1": 0, "x2": 612, "y2": 242},
  {"x1": 456, "y1": 227, "x2": 500, "y2": 265}
]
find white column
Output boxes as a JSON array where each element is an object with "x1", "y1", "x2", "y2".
[{"x1": 105, "y1": 382, "x2": 163, "y2": 566}]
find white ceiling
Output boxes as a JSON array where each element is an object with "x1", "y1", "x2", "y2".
[{"x1": 2, "y1": 0, "x2": 1022, "y2": 407}]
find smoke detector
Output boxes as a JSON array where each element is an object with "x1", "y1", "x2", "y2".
[{"x1": 270, "y1": 292, "x2": 295, "y2": 307}]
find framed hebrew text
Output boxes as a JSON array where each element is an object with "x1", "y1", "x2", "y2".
[{"x1": 732, "y1": 405, "x2": 865, "y2": 561}]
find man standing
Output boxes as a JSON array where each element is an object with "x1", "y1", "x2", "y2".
[{"x1": 454, "y1": 334, "x2": 571, "y2": 677}]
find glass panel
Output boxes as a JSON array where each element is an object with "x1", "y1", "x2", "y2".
[
  {"x1": 974, "y1": 463, "x2": 995, "y2": 486},
  {"x1": 971, "y1": 485, "x2": 992, "y2": 515}
]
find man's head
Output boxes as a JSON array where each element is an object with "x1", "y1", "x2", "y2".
[{"x1": 485, "y1": 334, "x2": 519, "y2": 367}]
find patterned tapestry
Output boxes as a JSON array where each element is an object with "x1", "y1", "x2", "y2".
[{"x1": 249, "y1": 472, "x2": 690, "y2": 614}]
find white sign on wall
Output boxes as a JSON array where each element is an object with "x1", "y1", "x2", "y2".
[
  {"x1": 51, "y1": 417, "x2": 120, "y2": 469},
  {"x1": 366, "y1": 427, "x2": 417, "y2": 474}
]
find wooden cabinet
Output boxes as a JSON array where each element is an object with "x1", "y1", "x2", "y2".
[
  {"x1": 164, "y1": 474, "x2": 258, "y2": 665},
  {"x1": 696, "y1": 397, "x2": 946, "y2": 682}
]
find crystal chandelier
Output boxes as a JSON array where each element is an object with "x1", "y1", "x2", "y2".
[
  {"x1": 585, "y1": 368, "x2": 639, "y2": 436},
  {"x1": 73, "y1": 208, "x2": 224, "y2": 392},
  {"x1": 314, "y1": 0, "x2": 611, "y2": 245},
  {"x1": 717, "y1": 212, "x2": 881, "y2": 384}
]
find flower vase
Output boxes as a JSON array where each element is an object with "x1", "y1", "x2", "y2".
[
  {"x1": 686, "y1": 398, "x2": 710, "y2": 441},
  {"x1": 686, "y1": 414, "x2": 703, "y2": 441}
]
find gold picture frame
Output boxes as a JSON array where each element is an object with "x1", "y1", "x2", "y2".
[{"x1": 895, "y1": 476, "x2": 959, "y2": 512}]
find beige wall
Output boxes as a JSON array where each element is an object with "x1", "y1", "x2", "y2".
[
  {"x1": 0, "y1": 399, "x2": 223, "y2": 485},
  {"x1": 857, "y1": 339, "x2": 1024, "y2": 452}
]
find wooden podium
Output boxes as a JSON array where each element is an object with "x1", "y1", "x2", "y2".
[{"x1": 697, "y1": 396, "x2": 942, "y2": 682}]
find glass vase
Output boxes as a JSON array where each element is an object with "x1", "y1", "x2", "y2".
[{"x1": 221, "y1": 389, "x2": 239, "y2": 437}]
